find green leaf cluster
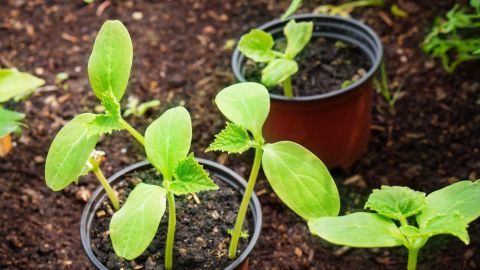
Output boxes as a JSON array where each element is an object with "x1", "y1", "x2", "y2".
[
  {"x1": 238, "y1": 20, "x2": 312, "y2": 90},
  {"x1": 308, "y1": 181, "x2": 480, "y2": 269},
  {"x1": 0, "y1": 68, "x2": 44, "y2": 137},
  {"x1": 422, "y1": 4, "x2": 480, "y2": 73},
  {"x1": 209, "y1": 82, "x2": 340, "y2": 220},
  {"x1": 46, "y1": 20, "x2": 135, "y2": 190},
  {"x1": 110, "y1": 107, "x2": 218, "y2": 260}
]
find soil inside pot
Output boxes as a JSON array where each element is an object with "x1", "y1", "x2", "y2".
[
  {"x1": 90, "y1": 166, "x2": 253, "y2": 270},
  {"x1": 243, "y1": 37, "x2": 372, "y2": 96}
]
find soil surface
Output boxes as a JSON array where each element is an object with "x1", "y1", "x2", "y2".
[
  {"x1": 90, "y1": 166, "x2": 252, "y2": 269},
  {"x1": 1, "y1": 0, "x2": 480, "y2": 269},
  {"x1": 244, "y1": 37, "x2": 371, "y2": 96}
]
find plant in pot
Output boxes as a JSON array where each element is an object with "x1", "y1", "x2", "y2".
[
  {"x1": 231, "y1": 3, "x2": 383, "y2": 168},
  {"x1": 0, "y1": 68, "x2": 44, "y2": 156},
  {"x1": 45, "y1": 20, "x2": 262, "y2": 269},
  {"x1": 308, "y1": 181, "x2": 480, "y2": 270},
  {"x1": 207, "y1": 82, "x2": 340, "y2": 259}
]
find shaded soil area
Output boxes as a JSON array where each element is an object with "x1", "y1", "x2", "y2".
[
  {"x1": 90, "y1": 166, "x2": 252, "y2": 269},
  {"x1": 1, "y1": 0, "x2": 479, "y2": 269},
  {"x1": 244, "y1": 37, "x2": 371, "y2": 96}
]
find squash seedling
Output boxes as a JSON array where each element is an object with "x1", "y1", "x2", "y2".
[
  {"x1": 207, "y1": 82, "x2": 340, "y2": 258},
  {"x1": 45, "y1": 20, "x2": 142, "y2": 210},
  {"x1": 308, "y1": 181, "x2": 480, "y2": 270},
  {"x1": 423, "y1": 3, "x2": 480, "y2": 73},
  {"x1": 238, "y1": 18, "x2": 312, "y2": 97},
  {"x1": 0, "y1": 68, "x2": 45, "y2": 156},
  {"x1": 110, "y1": 106, "x2": 218, "y2": 269}
]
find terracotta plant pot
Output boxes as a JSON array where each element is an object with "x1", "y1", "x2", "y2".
[
  {"x1": 80, "y1": 159, "x2": 262, "y2": 270},
  {"x1": 232, "y1": 14, "x2": 383, "y2": 168}
]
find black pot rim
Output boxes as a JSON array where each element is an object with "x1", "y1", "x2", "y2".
[
  {"x1": 231, "y1": 13, "x2": 383, "y2": 102},
  {"x1": 80, "y1": 158, "x2": 262, "y2": 270}
]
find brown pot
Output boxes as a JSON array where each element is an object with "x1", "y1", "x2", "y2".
[{"x1": 232, "y1": 14, "x2": 383, "y2": 168}]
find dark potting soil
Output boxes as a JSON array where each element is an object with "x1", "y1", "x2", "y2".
[
  {"x1": 243, "y1": 37, "x2": 371, "y2": 96},
  {"x1": 90, "y1": 166, "x2": 252, "y2": 270}
]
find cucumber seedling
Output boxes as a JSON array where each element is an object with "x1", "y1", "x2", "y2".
[
  {"x1": 110, "y1": 106, "x2": 218, "y2": 269},
  {"x1": 238, "y1": 18, "x2": 312, "y2": 97},
  {"x1": 0, "y1": 68, "x2": 44, "y2": 156},
  {"x1": 45, "y1": 20, "x2": 143, "y2": 209},
  {"x1": 308, "y1": 181, "x2": 480, "y2": 270},
  {"x1": 207, "y1": 82, "x2": 340, "y2": 258},
  {"x1": 423, "y1": 3, "x2": 480, "y2": 73}
]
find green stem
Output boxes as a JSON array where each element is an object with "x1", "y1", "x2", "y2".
[
  {"x1": 165, "y1": 191, "x2": 176, "y2": 270},
  {"x1": 407, "y1": 248, "x2": 419, "y2": 270},
  {"x1": 228, "y1": 147, "x2": 263, "y2": 258},
  {"x1": 399, "y1": 216, "x2": 408, "y2": 227},
  {"x1": 119, "y1": 118, "x2": 145, "y2": 146},
  {"x1": 282, "y1": 77, "x2": 294, "y2": 98},
  {"x1": 92, "y1": 166, "x2": 119, "y2": 211}
]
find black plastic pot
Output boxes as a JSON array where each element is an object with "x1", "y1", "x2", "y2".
[
  {"x1": 80, "y1": 159, "x2": 262, "y2": 270},
  {"x1": 232, "y1": 14, "x2": 383, "y2": 168}
]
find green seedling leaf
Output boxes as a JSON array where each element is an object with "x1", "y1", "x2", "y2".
[
  {"x1": 0, "y1": 69, "x2": 45, "y2": 102},
  {"x1": 0, "y1": 107, "x2": 25, "y2": 137},
  {"x1": 215, "y1": 82, "x2": 270, "y2": 140},
  {"x1": 207, "y1": 122, "x2": 251, "y2": 154},
  {"x1": 390, "y1": 4, "x2": 408, "y2": 18},
  {"x1": 471, "y1": 0, "x2": 480, "y2": 10},
  {"x1": 399, "y1": 225, "x2": 425, "y2": 239},
  {"x1": 261, "y1": 59, "x2": 298, "y2": 87},
  {"x1": 416, "y1": 180, "x2": 480, "y2": 227},
  {"x1": 262, "y1": 141, "x2": 340, "y2": 220},
  {"x1": 110, "y1": 183, "x2": 167, "y2": 260},
  {"x1": 281, "y1": 0, "x2": 302, "y2": 20},
  {"x1": 123, "y1": 96, "x2": 160, "y2": 118},
  {"x1": 238, "y1": 29, "x2": 276, "y2": 62},
  {"x1": 170, "y1": 155, "x2": 218, "y2": 195},
  {"x1": 365, "y1": 186, "x2": 426, "y2": 221},
  {"x1": 86, "y1": 114, "x2": 123, "y2": 136},
  {"x1": 420, "y1": 212, "x2": 470, "y2": 244},
  {"x1": 145, "y1": 106, "x2": 192, "y2": 180},
  {"x1": 45, "y1": 113, "x2": 99, "y2": 191},
  {"x1": 88, "y1": 20, "x2": 133, "y2": 103},
  {"x1": 284, "y1": 20, "x2": 313, "y2": 59},
  {"x1": 308, "y1": 213, "x2": 406, "y2": 247}
]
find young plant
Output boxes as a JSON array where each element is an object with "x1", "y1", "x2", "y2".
[
  {"x1": 123, "y1": 95, "x2": 160, "y2": 118},
  {"x1": 45, "y1": 20, "x2": 139, "y2": 210},
  {"x1": 207, "y1": 82, "x2": 340, "y2": 258},
  {"x1": 110, "y1": 106, "x2": 218, "y2": 269},
  {"x1": 308, "y1": 181, "x2": 480, "y2": 270},
  {"x1": 423, "y1": 3, "x2": 480, "y2": 73},
  {"x1": 313, "y1": 0, "x2": 385, "y2": 17},
  {"x1": 238, "y1": 20, "x2": 313, "y2": 97},
  {"x1": 0, "y1": 68, "x2": 45, "y2": 156}
]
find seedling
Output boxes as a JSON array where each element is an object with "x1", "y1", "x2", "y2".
[
  {"x1": 45, "y1": 21, "x2": 218, "y2": 269},
  {"x1": 45, "y1": 20, "x2": 140, "y2": 210},
  {"x1": 0, "y1": 68, "x2": 45, "y2": 156},
  {"x1": 207, "y1": 82, "x2": 340, "y2": 258},
  {"x1": 313, "y1": 0, "x2": 385, "y2": 17},
  {"x1": 123, "y1": 95, "x2": 160, "y2": 118},
  {"x1": 238, "y1": 19, "x2": 313, "y2": 97},
  {"x1": 110, "y1": 106, "x2": 218, "y2": 269},
  {"x1": 423, "y1": 3, "x2": 480, "y2": 73},
  {"x1": 308, "y1": 181, "x2": 480, "y2": 270}
]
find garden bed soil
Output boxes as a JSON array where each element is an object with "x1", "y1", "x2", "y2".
[
  {"x1": 244, "y1": 37, "x2": 371, "y2": 96},
  {"x1": 90, "y1": 166, "x2": 252, "y2": 269},
  {"x1": 1, "y1": 0, "x2": 480, "y2": 269}
]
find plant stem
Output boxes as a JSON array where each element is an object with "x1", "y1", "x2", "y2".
[
  {"x1": 282, "y1": 77, "x2": 294, "y2": 97},
  {"x1": 92, "y1": 166, "x2": 119, "y2": 211},
  {"x1": 407, "y1": 248, "x2": 419, "y2": 270},
  {"x1": 165, "y1": 191, "x2": 176, "y2": 270},
  {"x1": 119, "y1": 118, "x2": 145, "y2": 146},
  {"x1": 228, "y1": 147, "x2": 263, "y2": 258}
]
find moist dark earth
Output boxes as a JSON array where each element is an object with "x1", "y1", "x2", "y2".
[
  {"x1": 90, "y1": 166, "x2": 252, "y2": 269},
  {"x1": 0, "y1": 0, "x2": 479, "y2": 269},
  {"x1": 244, "y1": 37, "x2": 371, "y2": 96}
]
